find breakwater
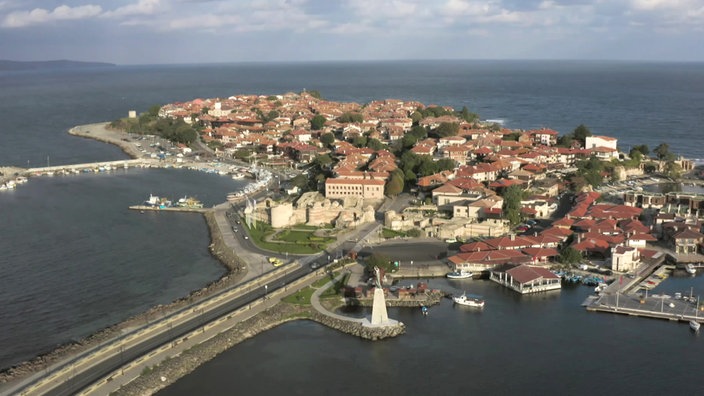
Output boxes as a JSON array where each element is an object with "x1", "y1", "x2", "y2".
[{"x1": 107, "y1": 300, "x2": 405, "y2": 396}]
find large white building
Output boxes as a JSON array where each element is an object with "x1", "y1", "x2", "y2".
[{"x1": 585, "y1": 135, "x2": 619, "y2": 159}]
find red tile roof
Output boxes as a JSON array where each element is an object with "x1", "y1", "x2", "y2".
[{"x1": 506, "y1": 265, "x2": 560, "y2": 284}]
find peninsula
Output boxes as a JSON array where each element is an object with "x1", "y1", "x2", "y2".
[{"x1": 1, "y1": 91, "x2": 703, "y2": 395}]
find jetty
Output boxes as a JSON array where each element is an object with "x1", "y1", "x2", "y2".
[
  {"x1": 583, "y1": 254, "x2": 704, "y2": 325},
  {"x1": 128, "y1": 205, "x2": 211, "y2": 213},
  {"x1": 26, "y1": 159, "x2": 152, "y2": 176}
]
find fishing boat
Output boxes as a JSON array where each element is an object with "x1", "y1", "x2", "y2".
[
  {"x1": 446, "y1": 270, "x2": 473, "y2": 279},
  {"x1": 144, "y1": 194, "x2": 172, "y2": 208},
  {"x1": 176, "y1": 196, "x2": 204, "y2": 209},
  {"x1": 453, "y1": 292, "x2": 485, "y2": 308}
]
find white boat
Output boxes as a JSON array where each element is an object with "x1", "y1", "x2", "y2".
[
  {"x1": 690, "y1": 320, "x2": 700, "y2": 332},
  {"x1": 685, "y1": 264, "x2": 696, "y2": 275},
  {"x1": 446, "y1": 270, "x2": 473, "y2": 279},
  {"x1": 453, "y1": 293, "x2": 485, "y2": 308},
  {"x1": 595, "y1": 283, "x2": 608, "y2": 294}
]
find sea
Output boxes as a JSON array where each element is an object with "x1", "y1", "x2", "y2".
[{"x1": 1, "y1": 60, "x2": 703, "y2": 394}]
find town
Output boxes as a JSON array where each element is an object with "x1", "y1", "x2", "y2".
[{"x1": 146, "y1": 90, "x2": 703, "y2": 287}]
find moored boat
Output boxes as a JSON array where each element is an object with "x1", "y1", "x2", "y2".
[
  {"x1": 176, "y1": 196, "x2": 204, "y2": 209},
  {"x1": 453, "y1": 292, "x2": 485, "y2": 308},
  {"x1": 446, "y1": 270, "x2": 473, "y2": 279},
  {"x1": 690, "y1": 320, "x2": 700, "y2": 332},
  {"x1": 685, "y1": 264, "x2": 696, "y2": 275},
  {"x1": 144, "y1": 194, "x2": 172, "y2": 208}
]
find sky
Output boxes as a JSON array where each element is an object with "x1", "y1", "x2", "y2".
[{"x1": 1, "y1": 0, "x2": 703, "y2": 65}]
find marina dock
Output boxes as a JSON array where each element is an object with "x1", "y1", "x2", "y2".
[
  {"x1": 128, "y1": 205, "x2": 211, "y2": 213},
  {"x1": 585, "y1": 291, "x2": 704, "y2": 325},
  {"x1": 583, "y1": 255, "x2": 704, "y2": 325}
]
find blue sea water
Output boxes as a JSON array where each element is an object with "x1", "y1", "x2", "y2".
[{"x1": 1, "y1": 60, "x2": 703, "y2": 387}]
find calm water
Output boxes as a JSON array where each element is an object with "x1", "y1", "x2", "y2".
[
  {"x1": 158, "y1": 278, "x2": 704, "y2": 396},
  {"x1": 1, "y1": 60, "x2": 703, "y2": 379}
]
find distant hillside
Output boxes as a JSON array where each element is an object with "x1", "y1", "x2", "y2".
[{"x1": 0, "y1": 60, "x2": 116, "y2": 71}]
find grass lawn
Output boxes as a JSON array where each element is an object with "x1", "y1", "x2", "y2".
[
  {"x1": 381, "y1": 228, "x2": 407, "y2": 239},
  {"x1": 243, "y1": 222, "x2": 333, "y2": 255}
]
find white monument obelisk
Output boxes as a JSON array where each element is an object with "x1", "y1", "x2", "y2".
[{"x1": 370, "y1": 266, "x2": 389, "y2": 325}]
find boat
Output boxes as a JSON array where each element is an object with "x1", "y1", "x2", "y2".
[
  {"x1": 446, "y1": 270, "x2": 473, "y2": 279},
  {"x1": 595, "y1": 283, "x2": 608, "y2": 294},
  {"x1": 685, "y1": 264, "x2": 696, "y2": 275},
  {"x1": 421, "y1": 305, "x2": 429, "y2": 316},
  {"x1": 144, "y1": 194, "x2": 172, "y2": 208},
  {"x1": 453, "y1": 292, "x2": 485, "y2": 308},
  {"x1": 176, "y1": 196, "x2": 204, "y2": 209},
  {"x1": 690, "y1": 320, "x2": 700, "y2": 332}
]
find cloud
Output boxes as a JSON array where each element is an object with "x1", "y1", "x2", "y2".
[
  {"x1": 1, "y1": 4, "x2": 102, "y2": 28},
  {"x1": 102, "y1": 0, "x2": 164, "y2": 18},
  {"x1": 627, "y1": 0, "x2": 704, "y2": 27}
]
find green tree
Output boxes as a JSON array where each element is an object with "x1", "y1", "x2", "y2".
[
  {"x1": 434, "y1": 122, "x2": 459, "y2": 138},
  {"x1": 664, "y1": 161, "x2": 683, "y2": 179},
  {"x1": 458, "y1": 106, "x2": 478, "y2": 123},
  {"x1": 501, "y1": 185, "x2": 524, "y2": 226},
  {"x1": 643, "y1": 162, "x2": 658, "y2": 174},
  {"x1": 336, "y1": 112, "x2": 364, "y2": 123},
  {"x1": 417, "y1": 156, "x2": 439, "y2": 176},
  {"x1": 234, "y1": 148, "x2": 254, "y2": 161},
  {"x1": 352, "y1": 136, "x2": 367, "y2": 148},
  {"x1": 503, "y1": 132, "x2": 521, "y2": 141},
  {"x1": 313, "y1": 154, "x2": 333, "y2": 168},
  {"x1": 385, "y1": 169, "x2": 405, "y2": 196},
  {"x1": 406, "y1": 228, "x2": 421, "y2": 238},
  {"x1": 365, "y1": 253, "x2": 394, "y2": 274},
  {"x1": 147, "y1": 104, "x2": 161, "y2": 118},
  {"x1": 559, "y1": 246, "x2": 583, "y2": 265},
  {"x1": 436, "y1": 158, "x2": 456, "y2": 172},
  {"x1": 320, "y1": 132, "x2": 335, "y2": 147},
  {"x1": 410, "y1": 111, "x2": 423, "y2": 124},
  {"x1": 631, "y1": 144, "x2": 649, "y2": 156},
  {"x1": 366, "y1": 138, "x2": 385, "y2": 151},
  {"x1": 573, "y1": 124, "x2": 592, "y2": 146},
  {"x1": 401, "y1": 134, "x2": 417, "y2": 149},
  {"x1": 404, "y1": 169, "x2": 417, "y2": 183},
  {"x1": 654, "y1": 143, "x2": 675, "y2": 161},
  {"x1": 291, "y1": 174, "x2": 309, "y2": 190},
  {"x1": 310, "y1": 115, "x2": 326, "y2": 130},
  {"x1": 304, "y1": 90, "x2": 322, "y2": 99},
  {"x1": 575, "y1": 155, "x2": 605, "y2": 188}
]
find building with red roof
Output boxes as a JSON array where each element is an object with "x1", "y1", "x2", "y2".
[{"x1": 490, "y1": 264, "x2": 561, "y2": 294}]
